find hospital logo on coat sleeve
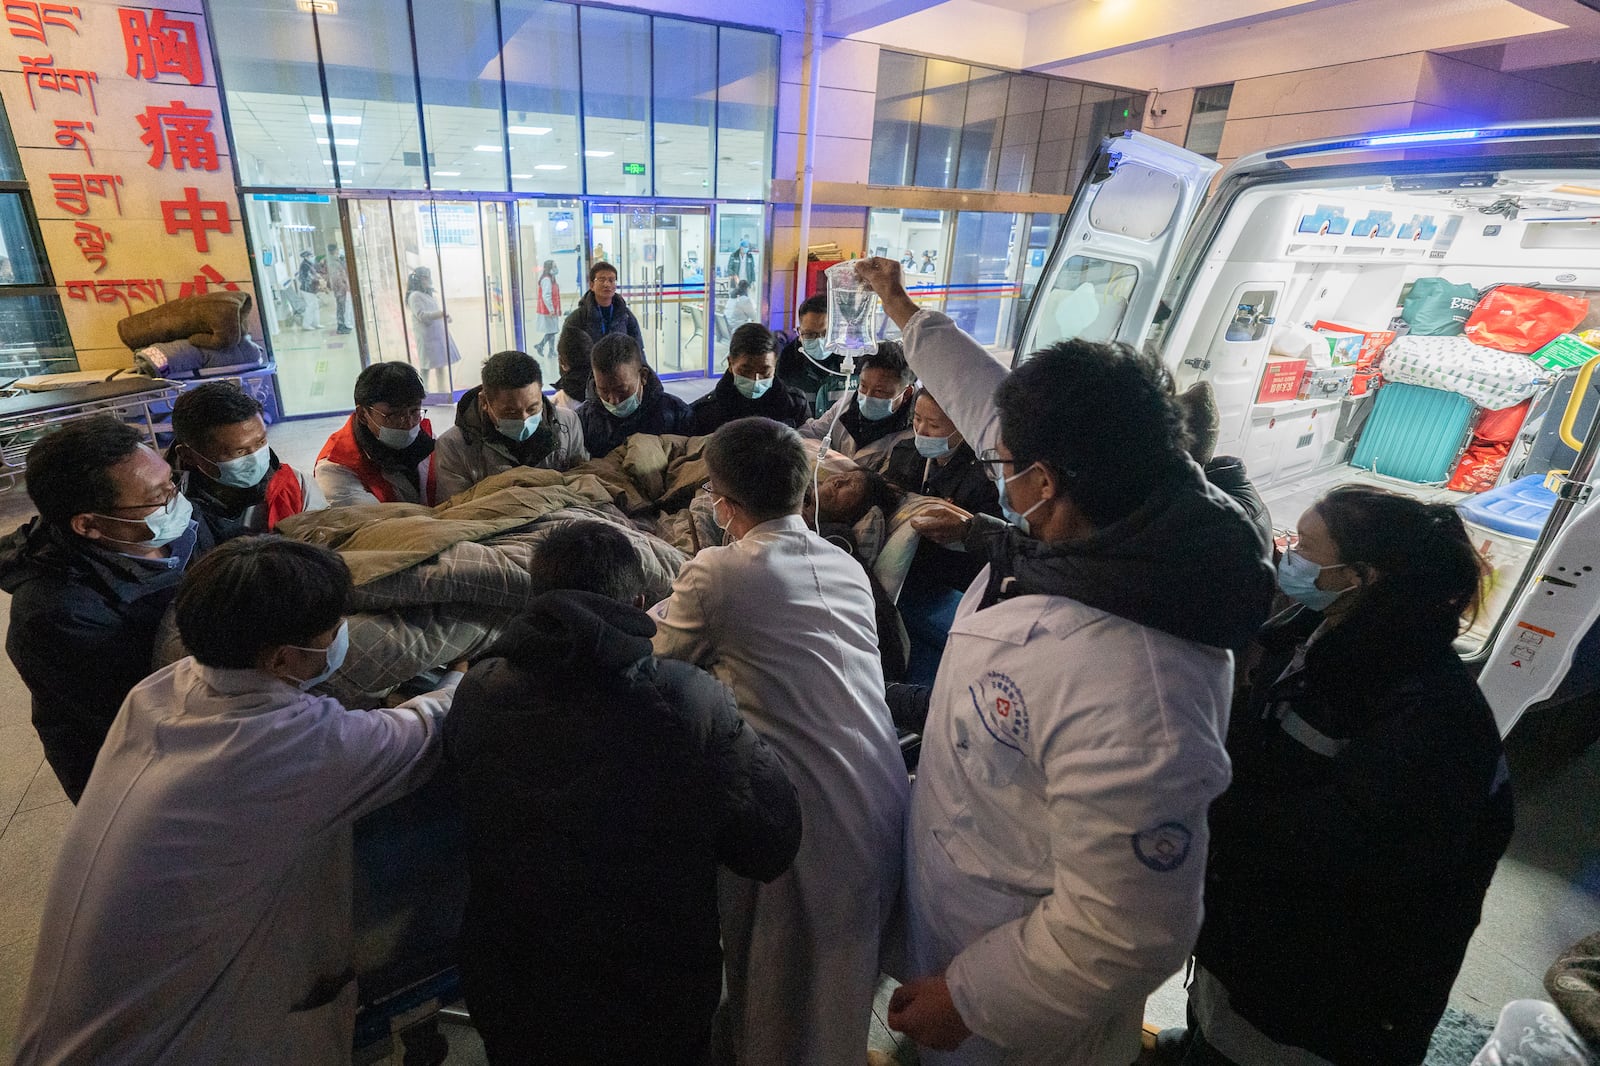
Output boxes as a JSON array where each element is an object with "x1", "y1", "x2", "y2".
[
  {"x1": 1132, "y1": 822, "x2": 1193, "y2": 872},
  {"x1": 970, "y1": 671, "x2": 1029, "y2": 752}
]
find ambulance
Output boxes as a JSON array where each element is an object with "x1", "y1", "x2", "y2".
[{"x1": 1012, "y1": 121, "x2": 1600, "y2": 736}]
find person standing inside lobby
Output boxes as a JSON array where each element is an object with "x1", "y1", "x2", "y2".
[
  {"x1": 326, "y1": 243, "x2": 353, "y2": 334},
  {"x1": 560, "y1": 261, "x2": 644, "y2": 351},
  {"x1": 407, "y1": 267, "x2": 461, "y2": 396},
  {"x1": 296, "y1": 250, "x2": 322, "y2": 330},
  {"x1": 534, "y1": 259, "x2": 562, "y2": 360}
]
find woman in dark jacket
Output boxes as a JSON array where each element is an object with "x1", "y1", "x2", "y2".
[
  {"x1": 1179, "y1": 486, "x2": 1514, "y2": 1066},
  {"x1": 444, "y1": 523, "x2": 801, "y2": 1065}
]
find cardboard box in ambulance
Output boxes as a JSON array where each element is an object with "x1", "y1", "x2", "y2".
[{"x1": 1011, "y1": 121, "x2": 1600, "y2": 738}]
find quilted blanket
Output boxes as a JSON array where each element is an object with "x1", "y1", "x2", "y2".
[{"x1": 1381, "y1": 335, "x2": 1550, "y2": 410}]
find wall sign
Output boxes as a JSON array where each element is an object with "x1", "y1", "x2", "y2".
[{"x1": 0, "y1": 0, "x2": 255, "y2": 370}]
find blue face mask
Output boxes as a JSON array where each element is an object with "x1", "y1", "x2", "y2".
[
  {"x1": 1276, "y1": 550, "x2": 1352, "y2": 611},
  {"x1": 286, "y1": 621, "x2": 349, "y2": 692},
  {"x1": 376, "y1": 424, "x2": 421, "y2": 449},
  {"x1": 602, "y1": 390, "x2": 642, "y2": 419},
  {"x1": 734, "y1": 373, "x2": 772, "y2": 400},
  {"x1": 93, "y1": 492, "x2": 195, "y2": 550},
  {"x1": 211, "y1": 445, "x2": 270, "y2": 489},
  {"x1": 996, "y1": 462, "x2": 1045, "y2": 536},
  {"x1": 914, "y1": 433, "x2": 953, "y2": 459},
  {"x1": 857, "y1": 391, "x2": 900, "y2": 422},
  {"x1": 801, "y1": 337, "x2": 826, "y2": 361},
  {"x1": 496, "y1": 413, "x2": 542, "y2": 442}
]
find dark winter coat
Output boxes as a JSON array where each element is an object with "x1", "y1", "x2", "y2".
[
  {"x1": 560, "y1": 290, "x2": 643, "y2": 349},
  {"x1": 0, "y1": 517, "x2": 213, "y2": 802},
  {"x1": 577, "y1": 365, "x2": 694, "y2": 458},
  {"x1": 885, "y1": 437, "x2": 1000, "y2": 593},
  {"x1": 443, "y1": 591, "x2": 801, "y2": 1064},
  {"x1": 776, "y1": 336, "x2": 846, "y2": 417},
  {"x1": 1195, "y1": 605, "x2": 1515, "y2": 1065},
  {"x1": 688, "y1": 372, "x2": 811, "y2": 436}
]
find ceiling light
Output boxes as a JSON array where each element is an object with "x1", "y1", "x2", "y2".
[
  {"x1": 434, "y1": 170, "x2": 461, "y2": 176},
  {"x1": 474, "y1": 144, "x2": 503, "y2": 152},
  {"x1": 310, "y1": 114, "x2": 361, "y2": 126},
  {"x1": 316, "y1": 137, "x2": 358, "y2": 146},
  {"x1": 507, "y1": 125, "x2": 551, "y2": 136},
  {"x1": 296, "y1": 0, "x2": 337, "y2": 12},
  {"x1": 534, "y1": 164, "x2": 567, "y2": 171},
  {"x1": 511, "y1": 173, "x2": 533, "y2": 179},
  {"x1": 585, "y1": 150, "x2": 614, "y2": 158}
]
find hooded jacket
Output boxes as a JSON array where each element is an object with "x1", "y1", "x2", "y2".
[
  {"x1": 776, "y1": 336, "x2": 846, "y2": 418},
  {"x1": 0, "y1": 517, "x2": 214, "y2": 802},
  {"x1": 577, "y1": 365, "x2": 694, "y2": 459},
  {"x1": 443, "y1": 591, "x2": 801, "y2": 1063},
  {"x1": 966, "y1": 458, "x2": 1274, "y2": 652},
  {"x1": 560, "y1": 290, "x2": 643, "y2": 348},
  {"x1": 433, "y1": 386, "x2": 589, "y2": 500},
  {"x1": 688, "y1": 371, "x2": 811, "y2": 436},
  {"x1": 798, "y1": 390, "x2": 915, "y2": 472},
  {"x1": 1194, "y1": 605, "x2": 1513, "y2": 1065}
]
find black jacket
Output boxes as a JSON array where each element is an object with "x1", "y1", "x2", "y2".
[
  {"x1": 968, "y1": 458, "x2": 1274, "y2": 651},
  {"x1": 560, "y1": 290, "x2": 643, "y2": 349},
  {"x1": 1195, "y1": 605, "x2": 1514, "y2": 1065},
  {"x1": 577, "y1": 365, "x2": 694, "y2": 458},
  {"x1": 0, "y1": 517, "x2": 214, "y2": 802},
  {"x1": 776, "y1": 336, "x2": 846, "y2": 417},
  {"x1": 443, "y1": 591, "x2": 801, "y2": 1064},
  {"x1": 886, "y1": 438, "x2": 1001, "y2": 592},
  {"x1": 688, "y1": 372, "x2": 811, "y2": 436}
]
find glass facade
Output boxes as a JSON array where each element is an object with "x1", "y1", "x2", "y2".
[
  {"x1": 0, "y1": 98, "x2": 73, "y2": 377},
  {"x1": 869, "y1": 50, "x2": 1147, "y2": 194},
  {"x1": 207, "y1": 0, "x2": 779, "y2": 414}
]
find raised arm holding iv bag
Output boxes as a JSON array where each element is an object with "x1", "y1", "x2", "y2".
[{"x1": 806, "y1": 260, "x2": 887, "y2": 530}]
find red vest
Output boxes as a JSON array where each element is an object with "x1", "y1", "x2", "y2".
[
  {"x1": 316, "y1": 414, "x2": 438, "y2": 505},
  {"x1": 536, "y1": 276, "x2": 561, "y2": 316},
  {"x1": 263, "y1": 464, "x2": 306, "y2": 529}
]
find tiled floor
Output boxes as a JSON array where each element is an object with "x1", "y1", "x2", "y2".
[{"x1": 2, "y1": 431, "x2": 1598, "y2": 1062}]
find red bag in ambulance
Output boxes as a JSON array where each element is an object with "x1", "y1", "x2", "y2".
[{"x1": 1463, "y1": 286, "x2": 1590, "y2": 354}]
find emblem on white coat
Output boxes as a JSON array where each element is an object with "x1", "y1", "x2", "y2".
[
  {"x1": 1132, "y1": 822, "x2": 1193, "y2": 872},
  {"x1": 970, "y1": 671, "x2": 1029, "y2": 752}
]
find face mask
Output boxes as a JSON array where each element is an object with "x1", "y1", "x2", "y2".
[
  {"x1": 93, "y1": 493, "x2": 195, "y2": 549},
  {"x1": 1276, "y1": 550, "x2": 1352, "y2": 611},
  {"x1": 801, "y1": 337, "x2": 825, "y2": 361},
  {"x1": 210, "y1": 445, "x2": 270, "y2": 489},
  {"x1": 602, "y1": 391, "x2": 642, "y2": 419},
  {"x1": 734, "y1": 373, "x2": 772, "y2": 400},
  {"x1": 858, "y1": 391, "x2": 900, "y2": 422},
  {"x1": 996, "y1": 462, "x2": 1046, "y2": 536},
  {"x1": 496, "y1": 413, "x2": 542, "y2": 442},
  {"x1": 710, "y1": 494, "x2": 732, "y2": 532},
  {"x1": 375, "y1": 423, "x2": 421, "y2": 449},
  {"x1": 914, "y1": 433, "x2": 953, "y2": 459},
  {"x1": 284, "y1": 621, "x2": 349, "y2": 692}
]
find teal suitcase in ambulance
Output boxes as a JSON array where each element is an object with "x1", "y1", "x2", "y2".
[{"x1": 1350, "y1": 382, "x2": 1475, "y2": 484}]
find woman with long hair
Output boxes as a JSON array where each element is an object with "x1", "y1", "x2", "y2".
[
  {"x1": 534, "y1": 259, "x2": 561, "y2": 361},
  {"x1": 1174, "y1": 486, "x2": 1515, "y2": 1066},
  {"x1": 406, "y1": 266, "x2": 459, "y2": 395}
]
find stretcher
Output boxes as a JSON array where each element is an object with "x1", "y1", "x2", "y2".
[{"x1": 0, "y1": 374, "x2": 181, "y2": 492}]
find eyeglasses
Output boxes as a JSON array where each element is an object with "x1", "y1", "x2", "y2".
[
  {"x1": 368, "y1": 404, "x2": 423, "y2": 428},
  {"x1": 105, "y1": 482, "x2": 179, "y2": 516},
  {"x1": 975, "y1": 448, "x2": 1074, "y2": 483},
  {"x1": 798, "y1": 329, "x2": 826, "y2": 341}
]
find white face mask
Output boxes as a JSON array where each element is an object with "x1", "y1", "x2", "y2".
[
  {"x1": 91, "y1": 493, "x2": 195, "y2": 549},
  {"x1": 282, "y1": 621, "x2": 349, "y2": 691},
  {"x1": 496, "y1": 413, "x2": 542, "y2": 442},
  {"x1": 375, "y1": 423, "x2": 421, "y2": 449}
]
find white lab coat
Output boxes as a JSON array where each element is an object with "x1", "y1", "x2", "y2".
[
  {"x1": 13, "y1": 659, "x2": 459, "y2": 1066},
  {"x1": 898, "y1": 309, "x2": 1235, "y2": 1065},
  {"x1": 798, "y1": 394, "x2": 911, "y2": 472},
  {"x1": 651, "y1": 515, "x2": 909, "y2": 1065}
]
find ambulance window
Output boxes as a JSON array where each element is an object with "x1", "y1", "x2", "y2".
[{"x1": 1026, "y1": 254, "x2": 1138, "y2": 353}]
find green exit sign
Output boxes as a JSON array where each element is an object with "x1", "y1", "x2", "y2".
[{"x1": 622, "y1": 161, "x2": 647, "y2": 175}]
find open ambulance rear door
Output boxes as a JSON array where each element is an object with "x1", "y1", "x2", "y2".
[{"x1": 1013, "y1": 131, "x2": 1218, "y2": 363}]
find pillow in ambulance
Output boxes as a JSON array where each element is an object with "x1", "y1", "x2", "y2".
[
  {"x1": 1380, "y1": 335, "x2": 1547, "y2": 410},
  {"x1": 1400, "y1": 278, "x2": 1480, "y2": 336},
  {"x1": 1270, "y1": 323, "x2": 1324, "y2": 362},
  {"x1": 1463, "y1": 286, "x2": 1590, "y2": 355}
]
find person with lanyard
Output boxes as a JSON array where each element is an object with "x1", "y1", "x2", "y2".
[
  {"x1": 169, "y1": 381, "x2": 325, "y2": 542},
  {"x1": 434, "y1": 349, "x2": 589, "y2": 499},
  {"x1": 314, "y1": 362, "x2": 441, "y2": 507},
  {"x1": 0, "y1": 416, "x2": 214, "y2": 803},
  {"x1": 559, "y1": 260, "x2": 644, "y2": 350},
  {"x1": 882, "y1": 386, "x2": 1001, "y2": 687}
]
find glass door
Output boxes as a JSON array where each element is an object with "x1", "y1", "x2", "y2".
[
  {"x1": 587, "y1": 203, "x2": 711, "y2": 376},
  {"x1": 714, "y1": 204, "x2": 765, "y2": 373},
  {"x1": 516, "y1": 198, "x2": 587, "y2": 384}
]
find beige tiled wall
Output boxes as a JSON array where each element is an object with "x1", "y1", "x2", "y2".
[{"x1": 776, "y1": 33, "x2": 880, "y2": 186}]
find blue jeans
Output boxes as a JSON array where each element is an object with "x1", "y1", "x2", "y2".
[{"x1": 898, "y1": 580, "x2": 964, "y2": 688}]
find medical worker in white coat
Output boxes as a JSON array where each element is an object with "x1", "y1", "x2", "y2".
[
  {"x1": 855, "y1": 258, "x2": 1275, "y2": 1066},
  {"x1": 13, "y1": 537, "x2": 464, "y2": 1066},
  {"x1": 652, "y1": 416, "x2": 910, "y2": 1066}
]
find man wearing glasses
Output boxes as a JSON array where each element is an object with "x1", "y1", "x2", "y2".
[
  {"x1": 775, "y1": 293, "x2": 847, "y2": 418},
  {"x1": 0, "y1": 416, "x2": 214, "y2": 802},
  {"x1": 853, "y1": 258, "x2": 1274, "y2": 1066},
  {"x1": 314, "y1": 362, "x2": 441, "y2": 507}
]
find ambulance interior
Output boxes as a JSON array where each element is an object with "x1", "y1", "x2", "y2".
[{"x1": 1038, "y1": 169, "x2": 1600, "y2": 652}]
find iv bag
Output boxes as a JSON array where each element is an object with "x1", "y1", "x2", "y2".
[{"x1": 823, "y1": 260, "x2": 879, "y2": 359}]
